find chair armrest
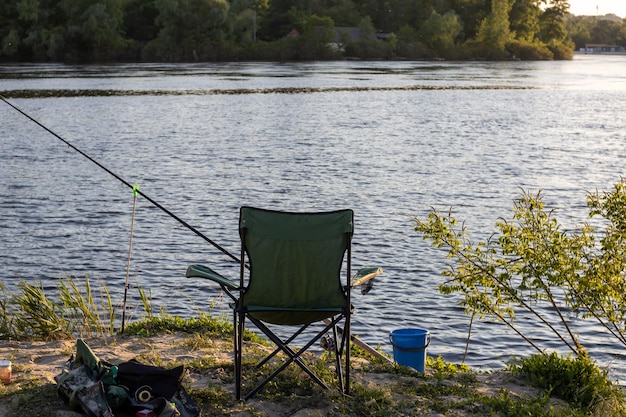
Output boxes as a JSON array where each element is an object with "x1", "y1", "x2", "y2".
[
  {"x1": 351, "y1": 267, "x2": 383, "y2": 287},
  {"x1": 186, "y1": 264, "x2": 239, "y2": 290}
]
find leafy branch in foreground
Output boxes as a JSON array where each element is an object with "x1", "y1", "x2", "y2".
[{"x1": 414, "y1": 180, "x2": 626, "y2": 357}]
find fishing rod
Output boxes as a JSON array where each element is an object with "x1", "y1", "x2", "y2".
[{"x1": 0, "y1": 94, "x2": 241, "y2": 265}]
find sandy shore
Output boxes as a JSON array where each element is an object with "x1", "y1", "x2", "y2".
[{"x1": 0, "y1": 333, "x2": 546, "y2": 417}]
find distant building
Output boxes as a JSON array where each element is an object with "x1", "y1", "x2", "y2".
[{"x1": 581, "y1": 44, "x2": 626, "y2": 54}]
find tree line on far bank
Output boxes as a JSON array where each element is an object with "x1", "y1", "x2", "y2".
[{"x1": 0, "y1": 0, "x2": 624, "y2": 63}]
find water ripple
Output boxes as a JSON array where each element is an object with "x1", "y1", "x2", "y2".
[{"x1": 1, "y1": 85, "x2": 536, "y2": 99}]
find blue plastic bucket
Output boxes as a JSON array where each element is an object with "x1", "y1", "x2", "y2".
[{"x1": 389, "y1": 328, "x2": 431, "y2": 372}]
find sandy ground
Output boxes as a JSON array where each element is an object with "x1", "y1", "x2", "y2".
[{"x1": 0, "y1": 333, "x2": 544, "y2": 417}]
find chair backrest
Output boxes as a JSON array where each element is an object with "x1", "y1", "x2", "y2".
[{"x1": 239, "y1": 207, "x2": 353, "y2": 323}]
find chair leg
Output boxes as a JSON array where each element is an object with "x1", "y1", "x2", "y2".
[
  {"x1": 234, "y1": 309, "x2": 244, "y2": 401},
  {"x1": 325, "y1": 317, "x2": 351, "y2": 396},
  {"x1": 332, "y1": 324, "x2": 344, "y2": 393},
  {"x1": 345, "y1": 314, "x2": 350, "y2": 395}
]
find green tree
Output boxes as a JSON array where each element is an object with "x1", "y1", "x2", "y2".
[
  {"x1": 0, "y1": 0, "x2": 599, "y2": 61},
  {"x1": 228, "y1": 0, "x2": 269, "y2": 43},
  {"x1": 261, "y1": 0, "x2": 301, "y2": 40},
  {"x1": 357, "y1": 14, "x2": 375, "y2": 36},
  {"x1": 419, "y1": 11, "x2": 463, "y2": 56},
  {"x1": 539, "y1": 0, "x2": 574, "y2": 58},
  {"x1": 58, "y1": 0, "x2": 128, "y2": 60},
  {"x1": 401, "y1": 0, "x2": 439, "y2": 28},
  {"x1": 538, "y1": 0, "x2": 569, "y2": 42},
  {"x1": 474, "y1": 0, "x2": 513, "y2": 54},
  {"x1": 566, "y1": 15, "x2": 592, "y2": 49},
  {"x1": 357, "y1": 0, "x2": 408, "y2": 33},
  {"x1": 447, "y1": 0, "x2": 490, "y2": 40},
  {"x1": 414, "y1": 180, "x2": 626, "y2": 358},
  {"x1": 297, "y1": 14, "x2": 338, "y2": 59},
  {"x1": 566, "y1": 14, "x2": 626, "y2": 49},
  {"x1": 123, "y1": 0, "x2": 160, "y2": 43},
  {"x1": 16, "y1": 0, "x2": 39, "y2": 22},
  {"x1": 583, "y1": 181, "x2": 626, "y2": 346},
  {"x1": 619, "y1": 21, "x2": 626, "y2": 46},
  {"x1": 0, "y1": 2, "x2": 20, "y2": 59},
  {"x1": 509, "y1": 0, "x2": 541, "y2": 42},
  {"x1": 147, "y1": 0, "x2": 230, "y2": 61},
  {"x1": 590, "y1": 19, "x2": 624, "y2": 45},
  {"x1": 1, "y1": 0, "x2": 65, "y2": 61},
  {"x1": 342, "y1": 15, "x2": 393, "y2": 59},
  {"x1": 396, "y1": 24, "x2": 431, "y2": 59},
  {"x1": 309, "y1": 0, "x2": 362, "y2": 27}
]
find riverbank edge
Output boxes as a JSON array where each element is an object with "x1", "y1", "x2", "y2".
[{"x1": 0, "y1": 332, "x2": 576, "y2": 417}]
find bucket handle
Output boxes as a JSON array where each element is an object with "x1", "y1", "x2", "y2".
[{"x1": 389, "y1": 333, "x2": 431, "y2": 352}]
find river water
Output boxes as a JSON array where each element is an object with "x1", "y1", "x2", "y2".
[{"x1": 1, "y1": 55, "x2": 625, "y2": 379}]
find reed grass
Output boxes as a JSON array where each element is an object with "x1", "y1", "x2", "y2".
[
  {"x1": 58, "y1": 275, "x2": 115, "y2": 337},
  {"x1": 3, "y1": 280, "x2": 72, "y2": 340},
  {"x1": 0, "y1": 275, "x2": 147, "y2": 341}
]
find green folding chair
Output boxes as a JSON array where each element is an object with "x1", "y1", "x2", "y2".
[{"x1": 186, "y1": 206, "x2": 382, "y2": 400}]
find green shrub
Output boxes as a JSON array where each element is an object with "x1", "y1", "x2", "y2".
[
  {"x1": 345, "y1": 38, "x2": 393, "y2": 59},
  {"x1": 506, "y1": 40, "x2": 553, "y2": 60},
  {"x1": 510, "y1": 352, "x2": 625, "y2": 414},
  {"x1": 547, "y1": 40, "x2": 575, "y2": 60},
  {"x1": 395, "y1": 40, "x2": 432, "y2": 59}
]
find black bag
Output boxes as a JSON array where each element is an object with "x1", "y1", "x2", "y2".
[
  {"x1": 117, "y1": 359, "x2": 184, "y2": 402},
  {"x1": 116, "y1": 359, "x2": 201, "y2": 417}
]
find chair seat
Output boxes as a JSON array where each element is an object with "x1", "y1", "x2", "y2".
[{"x1": 246, "y1": 306, "x2": 344, "y2": 325}]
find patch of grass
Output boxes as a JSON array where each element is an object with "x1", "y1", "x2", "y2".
[
  {"x1": 479, "y1": 389, "x2": 556, "y2": 417},
  {"x1": 178, "y1": 332, "x2": 219, "y2": 351},
  {"x1": 123, "y1": 313, "x2": 226, "y2": 336},
  {"x1": 255, "y1": 362, "x2": 327, "y2": 399},
  {"x1": 122, "y1": 313, "x2": 264, "y2": 344},
  {"x1": 509, "y1": 352, "x2": 626, "y2": 416},
  {"x1": 335, "y1": 383, "x2": 396, "y2": 416},
  {"x1": 187, "y1": 356, "x2": 220, "y2": 371},
  {"x1": 428, "y1": 354, "x2": 471, "y2": 375},
  {"x1": 188, "y1": 384, "x2": 239, "y2": 416},
  {"x1": 0, "y1": 382, "x2": 59, "y2": 417},
  {"x1": 135, "y1": 345, "x2": 165, "y2": 367}
]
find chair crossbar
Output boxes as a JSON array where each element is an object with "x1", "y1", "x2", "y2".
[
  {"x1": 254, "y1": 321, "x2": 312, "y2": 368},
  {"x1": 241, "y1": 316, "x2": 342, "y2": 400}
]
